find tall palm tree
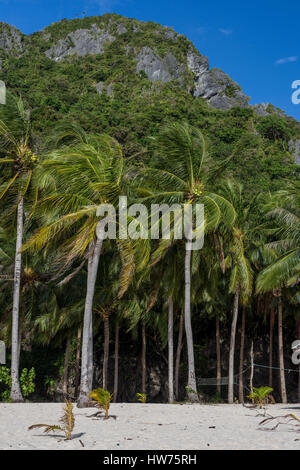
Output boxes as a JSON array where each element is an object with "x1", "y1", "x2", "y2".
[
  {"x1": 141, "y1": 122, "x2": 235, "y2": 402},
  {"x1": 218, "y1": 180, "x2": 256, "y2": 403},
  {"x1": 257, "y1": 183, "x2": 300, "y2": 290},
  {"x1": 23, "y1": 127, "x2": 139, "y2": 406},
  {"x1": 257, "y1": 183, "x2": 300, "y2": 403},
  {"x1": 0, "y1": 92, "x2": 38, "y2": 401}
]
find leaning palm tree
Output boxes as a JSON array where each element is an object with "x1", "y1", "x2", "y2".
[
  {"x1": 257, "y1": 183, "x2": 300, "y2": 403},
  {"x1": 218, "y1": 180, "x2": 257, "y2": 403},
  {"x1": 257, "y1": 183, "x2": 300, "y2": 291},
  {"x1": 23, "y1": 126, "x2": 143, "y2": 407},
  {"x1": 139, "y1": 122, "x2": 236, "y2": 402},
  {"x1": 0, "y1": 92, "x2": 38, "y2": 401}
]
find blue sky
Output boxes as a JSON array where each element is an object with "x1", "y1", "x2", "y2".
[{"x1": 1, "y1": 0, "x2": 300, "y2": 120}]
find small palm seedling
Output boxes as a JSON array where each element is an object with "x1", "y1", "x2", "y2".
[
  {"x1": 28, "y1": 400, "x2": 75, "y2": 440},
  {"x1": 136, "y1": 393, "x2": 147, "y2": 403},
  {"x1": 89, "y1": 388, "x2": 113, "y2": 419},
  {"x1": 247, "y1": 386, "x2": 273, "y2": 409},
  {"x1": 259, "y1": 413, "x2": 300, "y2": 430}
]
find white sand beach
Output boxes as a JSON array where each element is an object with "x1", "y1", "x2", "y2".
[{"x1": 1, "y1": 403, "x2": 300, "y2": 450}]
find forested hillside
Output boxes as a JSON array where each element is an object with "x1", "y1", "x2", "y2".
[{"x1": 0, "y1": 14, "x2": 299, "y2": 404}]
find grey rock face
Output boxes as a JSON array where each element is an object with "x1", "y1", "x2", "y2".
[
  {"x1": 253, "y1": 103, "x2": 270, "y2": 116},
  {"x1": 116, "y1": 24, "x2": 127, "y2": 35},
  {"x1": 106, "y1": 83, "x2": 113, "y2": 97},
  {"x1": 94, "y1": 81, "x2": 113, "y2": 97},
  {"x1": 288, "y1": 139, "x2": 300, "y2": 165},
  {"x1": 45, "y1": 25, "x2": 115, "y2": 61},
  {"x1": 0, "y1": 24, "x2": 24, "y2": 70},
  {"x1": 187, "y1": 49, "x2": 249, "y2": 110},
  {"x1": 164, "y1": 29, "x2": 177, "y2": 40},
  {"x1": 95, "y1": 81, "x2": 104, "y2": 94},
  {"x1": 0, "y1": 24, "x2": 23, "y2": 52},
  {"x1": 135, "y1": 46, "x2": 185, "y2": 82},
  {"x1": 187, "y1": 49, "x2": 209, "y2": 77}
]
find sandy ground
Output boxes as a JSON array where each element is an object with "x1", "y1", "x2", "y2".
[{"x1": 1, "y1": 402, "x2": 300, "y2": 450}]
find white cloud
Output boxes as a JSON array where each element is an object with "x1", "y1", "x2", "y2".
[
  {"x1": 275, "y1": 56, "x2": 298, "y2": 65},
  {"x1": 219, "y1": 28, "x2": 233, "y2": 35}
]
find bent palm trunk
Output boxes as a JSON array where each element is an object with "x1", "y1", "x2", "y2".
[
  {"x1": 184, "y1": 227, "x2": 199, "y2": 403},
  {"x1": 10, "y1": 197, "x2": 24, "y2": 402},
  {"x1": 278, "y1": 293, "x2": 287, "y2": 403},
  {"x1": 175, "y1": 310, "x2": 184, "y2": 400},
  {"x1": 238, "y1": 307, "x2": 246, "y2": 403},
  {"x1": 78, "y1": 236, "x2": 104, "y2": 407},
  {"x1": 141, "y1": 319, "x2": 146, "y2": 395},
  {"x1": 216, "y1": 316, "x2": 221, "y2": 396},
  {"x1": 113, "y1": 320, "x2": 119, "y2": 402},
  {"x1": 75, "y1": 326, "x2": 82, "y2": 398},
  {"x1": 168, "y1": 298, "x2": 174, "y2": 403},
  {"x1": 103, "y1": 315, "x2": 110, "y2": 390},
  {"x1": 228, "y1": 285, "x2": 239, "y2": 404},
  {"x1": 297, "y1": 318, "x2": 300, "y2": 403},
  {"x1": 269, "y1": 308, "x2": 274, "y2": 388}
]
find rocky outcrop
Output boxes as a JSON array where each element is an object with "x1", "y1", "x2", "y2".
[
  {"x1": 0, "y1": 23, "x2": 23, "y2": 53},
  {"x1": 45, "y1": 25, "x2": 115, "y2": 61},
  {"x1": 253, "y1": 103, "x2": 270, "y2": 117},
  {"x1": 0, "y1": 23, "x2": 24, "y2": 69},
  {"x1": 187, "y1": 49, "x2": 249, "y2": 110},
  {"x1": 0, "y1": 16, "x2": 269, "y2": 113},
  {"x1": 135, "y1": 47, "x2": 185, "y2": 83},
  {"x1": 289, "y1": 139, "x2": 300, "y2": 165},
  {"x1": 95, "y1": 81, "x2": 113, "y2": 97},
  {"x1": 41, "y1": 18, "x2": 250, "y2": 111}
]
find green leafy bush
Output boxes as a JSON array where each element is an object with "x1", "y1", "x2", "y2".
[{"x1": 0, "y1": 366, "x2": 35, "y2": 401}]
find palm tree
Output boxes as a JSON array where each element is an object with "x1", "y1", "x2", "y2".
[
  {"x1": 0, "y1": 92, "x2": 38, "y2": 402},
  {"x1": 167, "y1": 297, "x2": 174, "y2": 403},
  {"x1": 23, "y1": 127, "x2": 139, "y2": 407},
  {"x1": 218, "y1": 180, "x2": 256, "y2": 404},
  {"x1": 175, "y1": 309, "x2": 184, "y2": 400},
  {"x1": 257, "y1": 183, "x2": 300, "y2": 290},
  {"x1": 141, "y1": 122, "x2": 235, "y2": 402},
  {"x1": 257, "y1": 183, "x2": 300, "y2": 403}
]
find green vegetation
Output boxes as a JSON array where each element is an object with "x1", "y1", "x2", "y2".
[
  {"x1": 0, "y1": 367, "x2": 35, "y2": 401},
  {"x1": 0, "y1": 14, "x2": 299, "y2": 406},
  {"x1": 28, "y1": 400, "x2": 75, "y2": 440},
  {"x1": 136, "y1": 393, "x2": 147, "y2": 403},
  {"x1": 89, "y1": 388, "x2": 113, "y2": 419},
  {"x1": 248, "y1": 386, "x2": 273, "y2": 408}
]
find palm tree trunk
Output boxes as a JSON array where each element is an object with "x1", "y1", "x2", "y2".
[
  {"x1": 278, "y1": 292, "x2": 287, "y2": 403},
  {"x1": 113, "y1": 320, "x2": 119, "y2": 403},
  {"x1": 175, "y1": 310, "x2": 184, "y2": 400},
  {"x1": 249, "y1": 341, "x2": 254, "y2": 400},
  {"x1": 88, "y1": 314, "x2": 93, "y2": 391},
  {"x1": 184, "y1": 226, "x2": 199, "y2": 403},
  {"x1": 17, "y1": 323, "x2": 22, "y2": 364},
  {"x1": 141, "y1": 319, "x2": 146, "y2": 395},
  {"x1": 78, "y1": 236, "x2": 104, "y2": 407},
  {"x1": 269, "y1": 308, "x2": 274, "y2": 388},
  {"x1": 63, "y1": 336, "x2": 71, "y2": 398},
  {"x1": 168, "y1": 297, "x2": 174, "y2": 403},
  {"x1": 239, "y1": 307, "x2": 246, "y2": 403},
  {"x1": 216, "y1": 316, "x2": 221, "y2": 396},
  {"x1": 103, "y1": 315, "x2": 110, "y2": 390},
  {"x1": 228, "y1": 285, "x2": 239, "y2": 404},
  {"x1": 297, "y1": 318, "x2": 300, "y2": 403},
  {"x1": 75, "y1": 326, "x2": 81, "y2": 398},
  {"x1": 10, "y1": 197, "x2": 24, "y2": 402}
]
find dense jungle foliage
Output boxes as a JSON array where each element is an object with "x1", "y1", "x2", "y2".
[{"x1": 0, "y1": 14, "x2": 299, "y2": 404}]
